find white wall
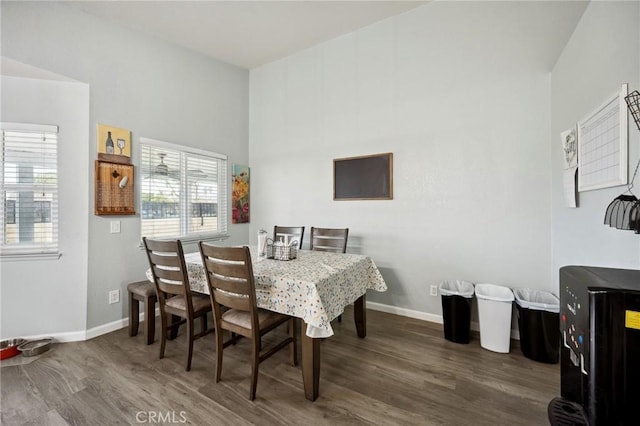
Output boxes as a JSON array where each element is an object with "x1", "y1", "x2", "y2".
[
  {"x1": 1, "y1": 1, "x2": 249, "y2": 334},
  {"x1": 249, "y1": 1, "x2": 586, "y2": 318},
  {"x1": 1, "y1": 75, "x2": 90, "y2": 338},
  {"x1": 550, "y1": 1, "x2": 640, "y2": 287},
  {"x1": 4, "y1": 0, "x2": 636, "y2": 339}
]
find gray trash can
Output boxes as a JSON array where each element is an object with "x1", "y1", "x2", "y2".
[
  {"x1": 513, "y1": 288, "x2": 560, "y2": 363},
  {"x1": 439, "y1": 280, "x2": 474, "y2": 344}
]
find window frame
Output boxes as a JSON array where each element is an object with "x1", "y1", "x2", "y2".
[
  {"x1": 1, "y1": 122, "x2": 60, "y2": 260},
  {"x1": 139, "y1": 137, "x2": 228, "y2": 244}
]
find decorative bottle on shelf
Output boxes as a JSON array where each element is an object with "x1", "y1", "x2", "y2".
[{"x1": 105, "y1": 131, "x2": 114, "y2": 154}]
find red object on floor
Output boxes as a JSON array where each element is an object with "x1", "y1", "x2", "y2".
[{"x1": 0, "y1": 339, "x2": 25, "y2": 360}]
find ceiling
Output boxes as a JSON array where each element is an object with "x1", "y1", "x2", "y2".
[{"x1": 67, "y1": 1, "x2": 428, "y2": 70}]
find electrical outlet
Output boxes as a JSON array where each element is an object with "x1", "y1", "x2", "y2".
[
  {"x1": 109, "y1": 289, "x2": 120, "y2": 304},
  {"x1": 110, "y1": 220, "x2": 121, "y2": 234},
  {"x1": 430, "y1": 285, "x2": 438, "y2": 296}
]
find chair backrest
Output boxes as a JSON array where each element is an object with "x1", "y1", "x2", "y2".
[
  {"x1": 310, "y1": 227, "x2": 349, "y2": 253},
  {"x1": 273, "y1": 226, "x2": 305, "y2": 249},
  {"x1": 199, "y1": 243, "x2": 257, "y2": 321},
  {"x1": 143, "y1": 237, "x2": 194, "y2": 307}
]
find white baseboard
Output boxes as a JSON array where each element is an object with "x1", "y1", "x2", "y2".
[
  {"x1": 17, "y1": 308, "x2": 160, "y2": 343},
  {"x1": 85, "y1": 307, "x2": 160, "y2": 341},
  {"x1": 15, "y1": 330, "x2": 88, "y2": 343},
  {"x1": 16, "y1": 318, "x2": 129, "y2": 343},
  {"x1": 85, "y1": 318, "x2": 129, "y2": 341},
  {"x1": 366, "y1": 301, "x2": 520, "y2": 340},
  {"x1": 366, "y1": 301, "x2": 444, "y2": 324},
  {"x1": 22, "y1": 303, "x2": 521, "y2": 343}
]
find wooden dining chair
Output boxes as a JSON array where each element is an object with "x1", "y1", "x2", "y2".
[
  {"x1": 199, "y1": 243, "x2": 297, "y2": 400},
  {"x1": 143, "y1": 237, "x2": 213, "y2": 371},
  {"x1": 273, "y1": 225, "x2": 305, "y2": 249},
  {"x1": 310, "y1": 227, "x2": 349, "y2": 321},
  {"x1": 310, "y1": 227, "x2": 349, "y2": 253}
]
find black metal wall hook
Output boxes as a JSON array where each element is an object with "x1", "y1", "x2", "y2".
[
  {"x1": 625, "y1": 90, "x2": 640, "y2": 131},
  {"x1": 603, "y1": 89, "x2": 640, "y2": 232}
]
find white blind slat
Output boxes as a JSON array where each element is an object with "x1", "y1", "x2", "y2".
[
  {"x1": 140, "y1": 138, "x2": 228, "y2": 240},
  {"x1": 1, "y1": 124, "x2": 59, "y2": 256},
  {"x1": 218, "y1": 160, "x2": 228, "y2": 235}
]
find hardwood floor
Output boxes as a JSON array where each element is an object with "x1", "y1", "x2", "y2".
[{"x1": 1, "y1": 308, "x2": 559, "y2": 425}]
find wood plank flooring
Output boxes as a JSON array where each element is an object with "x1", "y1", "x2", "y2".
[{"x1": 1, "y1": 308, "x2": 559, "y2": 425}]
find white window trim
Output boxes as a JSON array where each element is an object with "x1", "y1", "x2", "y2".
[
  {"x1": 139, "y1": 137, "x2": 229, "y2": 244},
  {"x1": 1, "y1": 252, "x2": 62, "y2": 262},
  {"x1": 1, "y1": 122, "x2": 58, "y2": 133},
  {"x1": 140, "y1": 137, "x2": 227, "y2": 162},
  {"x1": 1, "y1": 122, "x2": 60, "y2": 260},
  {"x1": 136, "y1": 233, "x2": 229, "y2": 249}
]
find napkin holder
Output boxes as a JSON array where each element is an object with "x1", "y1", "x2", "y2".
[{"x1": 268, "y1": 240, "x2": 298, "y2": 261}]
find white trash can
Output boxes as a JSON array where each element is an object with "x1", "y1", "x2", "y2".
[{"x1": 475, "y1": 283, "x2": 514, "y2": 353}]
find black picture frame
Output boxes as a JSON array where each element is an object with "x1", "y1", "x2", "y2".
[{"x1": 333, "y1": 152, "x2": 393, "y2": 200}]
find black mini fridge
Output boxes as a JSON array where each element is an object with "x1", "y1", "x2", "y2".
[{"x1": 548, "y1": 266, "x2": 640, "y2": 426}]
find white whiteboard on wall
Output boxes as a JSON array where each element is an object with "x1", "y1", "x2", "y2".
[{"x1": 578, "y1": 84, "x2": 628, "y2": 192}]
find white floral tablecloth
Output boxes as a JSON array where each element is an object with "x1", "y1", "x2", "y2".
[{"x1": 146, "y1": 249, "x2": 387, "y2": 338}]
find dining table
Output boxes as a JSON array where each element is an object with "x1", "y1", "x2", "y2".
[{"x1": 147, "y1": 247, "x2": 387, "y2": 401}]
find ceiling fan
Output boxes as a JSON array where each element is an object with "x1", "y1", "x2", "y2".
[
  {"x1": 145, "y1": 153, "x2": 210, "y2": 182},
  {"x1": 145, "y1": 152, "x2": 180, "y2": 180}
]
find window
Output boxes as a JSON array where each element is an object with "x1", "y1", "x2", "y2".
[
  {"x1": 1, "y1": 123, "x2": 59, "y2": 256},
  {"x1": 140, "y1": 137, "x2": 227, "y2": 241}
]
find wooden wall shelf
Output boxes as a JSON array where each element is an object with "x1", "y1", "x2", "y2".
[{"x1": 95, "y1": 160, "x2": 135, "y2": 215}]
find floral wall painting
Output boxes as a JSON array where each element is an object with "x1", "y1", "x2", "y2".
[
  {"x1": 97, "y1": 123, "x2": 131, "y2": 164},
  {"x1": 232, "y1": 164, "x2": 250, "y2": 223}
]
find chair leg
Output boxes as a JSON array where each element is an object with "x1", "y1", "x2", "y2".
[
  {"x1": 129, "y1": 293, "x2": 139, "y2": 337},
  {"x1": 200, "y1": 313, "x2": 208, "y2": 333},
  {"x1": 186, "y1": 318, "x2": 194, "y2": 371},
  {"x1": 250, "y1": 338, "x2": 259, "y2": 400},
  {"x1": 144, "y1": 296, "x2": 155, "y2": 345},
  {"x1": 215, "y1": 330, "x2": 224, "y2": 383},
  {"x1": 169, "y1": 314, "x2": 180, "y2": 340},
  {"x1": 159, "y1": 312, "x2": 168, "y2": 360}
]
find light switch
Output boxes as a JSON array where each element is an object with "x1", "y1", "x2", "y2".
[{"x1": 110, "y1": 220, "x2": 121, "y2": 234}]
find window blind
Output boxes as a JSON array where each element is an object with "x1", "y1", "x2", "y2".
[
  {"x1": 1, "y1": 122, "x2": 59, "y2": 256},
  {"x1": 140, "y1": 138, "x2": 227, "y2": 241}
]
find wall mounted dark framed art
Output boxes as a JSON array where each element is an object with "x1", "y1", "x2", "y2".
[{"x1": 333, "y1": 152, "x2": 393, "y2": 200}]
